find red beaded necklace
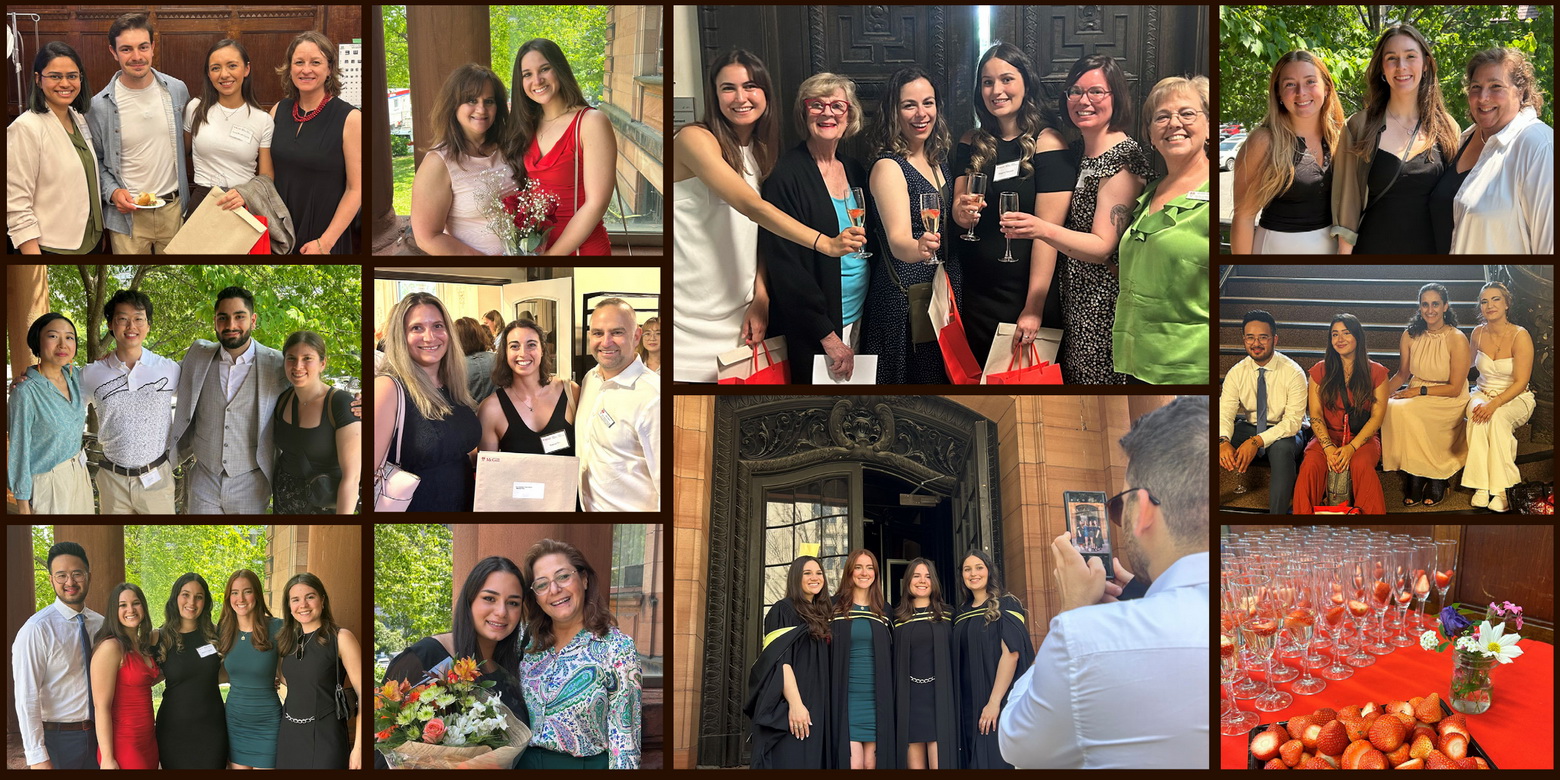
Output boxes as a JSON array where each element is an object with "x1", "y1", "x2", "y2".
[{"x1": 292, "y1": 93, "x2": 332, "y2": 123}]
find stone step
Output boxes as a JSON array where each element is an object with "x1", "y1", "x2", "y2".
[
  {"x1": 1219, "y1": 295, "x2": 1438, "y2": 326},
  {"x1": 1224, "y1": 263, "x2": 1487, "y2": 281},
  {"x1": 1222, "y1": 275, "x2": 1488, "y2": 303}
]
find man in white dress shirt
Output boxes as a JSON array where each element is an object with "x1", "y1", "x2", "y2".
[
  {"x1": 576, "y1": 299, "x2": 661, "y2": 511},
  {"x1": 999, "y1": 396, "x2": 1209, "y2": 769},
  {"x1": 13, "y1": 541, "x2": 106, "y2": 769},
  {"x1": 1217, "y1": 310, "x2": 1306, "y2": 513},
  {"x1": 82, "y1": 289, "x2": 180, "y2": 513}
]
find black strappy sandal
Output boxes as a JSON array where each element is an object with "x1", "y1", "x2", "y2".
[
  {"x1": 1423, "y1": 478, "x2": 1447, "y2": 507},
  {"x1": 1401, "y1": 473, "x2": 1424, "y2": 506}
]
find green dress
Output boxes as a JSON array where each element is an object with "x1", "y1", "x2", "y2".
[
  {"x1": 1112, "y1": 177, "x2": 1210, "y2": 384},
  {"x1": 224, "y1": 617, "x2": 283, "y2": 767},
  {"x1": 847, "y1": 605, "x2": 876, "y2": 741}
]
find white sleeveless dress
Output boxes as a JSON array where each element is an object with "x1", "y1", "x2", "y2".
[
  {"x1": 672, "y1": 141, "x2": 759, "y2": 382},
  {"x1": 435, "y1": 148, "x2": 515, "y2": 255},
  {"x1": 1463, "y1": 350, "x2": 1536, "y2": 493}
]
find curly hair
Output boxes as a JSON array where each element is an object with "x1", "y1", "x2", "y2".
[
  {"x1": 1465, "y1": 47, "x2": 1546, "y2": 113},
  {"x1": 967, "y1": 43, "x2": 1053, "y2": 181},
  {"x1": 872, "y1": 67, "x2": 952, "y2": 170},
  {"x1": 1406, "y1": 282, "x2": 1459, "y2": 336}
]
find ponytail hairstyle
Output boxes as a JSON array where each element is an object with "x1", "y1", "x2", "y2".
[
  {"x1": 686, "y1": 48, "x2": 780, "y2": 182},
  {"x1": 832, "y1": 548, "x2": 888, "y2": 619},
  {"x1": 1406, "y1": 282, "x2": 1459, "y2": 336},
  {"x1": 968, "y1": 42, "x2": 1052, "y2": 181},
  {"x1": 1238, "y1": 51, "x2": 1345, "y2": 215},
  {"x1": 1475, "y1": 281, "x2": 1516, "y2": 326},
  {"x1": 893, "y1": 557, "x2": 948, "y2": 623}
]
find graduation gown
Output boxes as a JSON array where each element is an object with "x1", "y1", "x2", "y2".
[
  {"x1": 744, "y1": 600, "x2": 831, "y2": 768},
  {"x1": 951, "y1": 594, "x2": 1034, "y2": 769},
  {"x1": 829, "y1": 606, "x2": 897, "y2": 769},
  {"x1": 893, "y1": 607, "x2": 959, "y2": 768}
]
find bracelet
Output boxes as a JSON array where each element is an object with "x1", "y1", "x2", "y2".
[
  {"x1": 316, "y1": 239, "x2": 325, "y2": 253},
  {"x1": 812, "y1": 232, "x2": 822, "y2": 252}
]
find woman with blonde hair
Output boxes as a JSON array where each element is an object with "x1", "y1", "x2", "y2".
[
  {"x1": 1231, "y1": 50, "x2": 1346, "y2": 254},
  {"x1": 373, "y1": 291, "x2": 480, "y2": 512},
  {"x1": 635, "y1": 315, "x2": 661, "y2": 373},
  {"x1": 1462, "y1": 282, "x2": 1534, "y2": 512},
  {"x1": 411, "y1": 64, "x2": 513, "y2": 255},
  {"x1": 269, "y1": 31, "x2": 360, "y2": 254},
  {"x1": 1332, "y1": 25, "x2": 1459, "y2": 254}
]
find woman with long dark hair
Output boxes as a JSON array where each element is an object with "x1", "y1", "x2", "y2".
[
  {"x1": 411, "y1": 64, "x2": 513, "y2": 255},
  {"x1": 90, "y1": 583, "x2": 159, "y2": 769},
  {"x1": 217, "y1": 569, "x2": 283, "y2": 769},
  {"x1": 478, "y1": 318, "x2": 578, "y2": 457},
  {"x1": 275, "y1": 572, "x2": 362, "y2": 769},
  {"x1": 951, "y1": 549, "x2": 1031, "y2": 769},
  {"x1": 185, "y1": 38, "x2": 274, "y2": 212},
  {"x1": 1294, "y1": 314, "x2": 1390, "y2": 513},
  {"x1": 6, "y1": 41, "x2": 101, "y2": 254},
  {"x1": 1382, "y1": 283, "x2": 1470, "y2": 506},
  {"x1": 829, "y1": 548, "x2": 896, "y2": 769},
  {"x1": 154, "y1": 573, "x2": 227, "y2": 768},
  {"x1": 745, "y1": 556, "x2": 832, "y2": 768},
  {"x1": 893, "y1": 558, "x2": 956, "y2": 769}
]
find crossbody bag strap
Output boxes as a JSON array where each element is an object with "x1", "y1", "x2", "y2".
[
  {"x1": 1364, "y1": 116, "x2": 1421, "y2": 213},
  {"x1": 391, "y1": 376, "x2": 407, "y2": 466}
]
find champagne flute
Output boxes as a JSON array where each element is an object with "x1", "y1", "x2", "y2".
[
  {"x1": 1342, "y1": 554, "x2": 1377, "y2": 668},
  {"x1": 1316, "y1": 556, "x2": 1355, "y2": 681},
  {"x1": 961, "y1": 172, "x2": 987, "y2": 241},
  {"x1": 1363, "y1": 546, "x2": 1395, "y2": 656},
  {"x1": 1409, "y1": 538, "x2": 1435, "y2": 633},
  {"x1": 998, "y1": 191, "x2": 1020, "y2": 262},
  {"x1": 1433, "y1": 538, "x2": 1457, "y2": 612},
  {"x1": 1220, "y1": 606, "x2": 1259, "y2": 734},
  {"x1": 847, "y1": 187, "x2": 872, "y2": 258},
  {"x1": 920, "y1": 192, "x2": 942, "y2": 265},
  {"x1": 1389, "y1": 545, "x2": 1417, "y2": 647}
]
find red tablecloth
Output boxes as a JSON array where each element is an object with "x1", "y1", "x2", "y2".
[{"x1": 1221, "y1": 635, "x2": 1553, "y2": 768}]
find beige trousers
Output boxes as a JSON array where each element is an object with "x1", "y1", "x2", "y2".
[
  {"x1": 30, "y1": 452, "x2": 94, "y2": 514},
  {"x1": 94, "y1": 462, "x2": 176, "y2": 514},
  {"x1": 108, "y1": 195, "x2": 183, "y2": 254}
]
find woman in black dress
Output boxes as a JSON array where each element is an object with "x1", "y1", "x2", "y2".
[
  {"x1": 950, "y1": 43, "x2": 1072, "y2": 367},
  {"x1": 893, "y1": 558, "x2": 956, "y2": 769},
  {"x1": 276, "y1": 572, "x2": 363, "y2": 769},
  {"x1": 478, "y1": 318, "x2": 578, "y2": 457},
  {"x1": 154, "y1": 572, "x2": 227, "y2": 768},
  {"x1": 274, "y1": 330, "x2": 360, "y2": 514},
  {"x1": 1332, "y1": 25, "x2": 1459, "y2": 254},
  {"x1": 951, "y1": 550, "x2": 1032, "y2": 770},
  {"x1": 269, "y1": 31, "x2": 360, "y2": 254},
  {"x1": 745, "y1": 556, "x2": 832, "y2": 768},
  {"x1": 373, "y1": 292, "x2": 481, "y2": 512}
]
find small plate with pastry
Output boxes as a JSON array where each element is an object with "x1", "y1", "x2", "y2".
[{"x1": 131, "y1": 191, "x2": 166, "y2": 209}]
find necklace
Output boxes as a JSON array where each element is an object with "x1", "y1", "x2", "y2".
[{"x1": 292, "y1": 93, "x2": 332, "y2": 123}]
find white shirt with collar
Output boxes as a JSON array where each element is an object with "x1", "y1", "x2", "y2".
[
  {"x1": 217, "y1": 337, "x2": 257, "y2": 402},
  {"x1": 82, "y1": 348, "x2": 179, "y2": 468},
  {"x1": 1452, "y1": 106, "x2": 1554, "y2": 254},
  {"x1": 12, "y1": 598, "x2": 106, "y2": 765},
  {"x1": 998, "y1": 551, "x2": 1210, "y2": 769},
  {"x1": 576, "y1": 356, "x2": 661, "y2": 511},
  {"x1": 1219, "y1": 351, "x2": 1307, "y2": 446}
]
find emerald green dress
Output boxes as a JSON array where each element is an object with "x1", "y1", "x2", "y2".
[
  {"x1": 224, "y1": 617, "x2": 283, "y2": 767},
  {"x1": 1112, "y1": 177, "x2": 1210, "y2": 384}
]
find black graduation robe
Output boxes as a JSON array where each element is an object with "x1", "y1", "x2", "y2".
[
  {"x1": 829, "y1": 606, "x2": 897, "y2": 769},
  {"x1": 893, "y1": 607, "x2": 959, "y2": 768},
  {"x1": 950, "y1": 593, "x2": 1035, "y2": 769},
  {"x1": 744, "y1": 599, "x2": 831, "y2": 768},
  {"x1": 759, "y1": 141, "x2": 870, "y2": 384}
]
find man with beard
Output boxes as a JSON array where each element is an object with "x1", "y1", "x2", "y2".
[
  {"x1": 1217, "y1": 310, "x2": 1306, "y2": 513},
  {"x1": 998, "y1": 397, "x2": 1209, "y2": 769},
  {"x1": 12, "y1": 542, "x2": 105, "y2": 768},
  {"x1": 576, "y1": 298, "x2": 661, "y2": 511},
  {"x1": 166, "y1": 285, "x2": 284, "y2": 512}
]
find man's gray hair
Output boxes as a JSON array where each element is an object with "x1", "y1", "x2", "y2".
[
  {"x1": 1118, "y1": 396, "x2": 1208, "y2": 545},
  {"x1": 591, "y1": 297, "x2": 637, "y2": 317}
]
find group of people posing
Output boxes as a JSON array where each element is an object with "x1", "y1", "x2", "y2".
[
  {"x1": 371, "y1": 293, "x2": 660, "y2": 511},
  {"x1": 411, "y1": 39, "x2": 617, "y2": 255},
  {"x1": 379, "y1": 542, "x2": 643, "y2": 768},
  {"x1": 14, "y1": 542, "x2": 362, "y2": 769},
  {"x1": 1231, "y1": 28, "x2": 1552, "y2": 254},
  {"x1": 1220, "y1": 282, "x2": 1536, "y2": 513},
  {"x1": 8, "y1": 286, "x2": 361, "y2": 515},
  {"x1": 7, "y1": 13, "x2": 360, "y2": 254},
  {"x1": 674, "y1": 44, "x2": 1209, "y2": 386}
]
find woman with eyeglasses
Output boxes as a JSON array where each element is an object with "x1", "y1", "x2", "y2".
[
  {"x1": 518, "y1": 539, "x2": 641, "y2": 769},
  {"x1": 154, "y1": 573, "x2": 228, "y2": 768},
  {"x1": 7, "y1": 41, "x2": 102, "y2": 254},
  {"x1": 1381, "y1": 283, "x2": 1470, "y2": 507},
  {"x1": 830, "y1": 548, "x2": 896, "y2": 769},
  {"x1": 746, "y1": 556, "x2": 832, "y2": 769},
  {"x1": 1112, "y1": 76, "x2": 1211, "y2": 386},
  {"x1": 951, "y1": 549, "x2": 1032, "y2": 769},
  {"x1": 276, "y1": 573, "x2": 362, "y2": 769},
  {"x1": 1293, "y1": 314, "x2": 1389, "y2": 514}
]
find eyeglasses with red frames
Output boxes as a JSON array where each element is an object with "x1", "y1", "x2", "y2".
[
  {"x1": 805, "y1": 99, "x2": 851, "y2": 116},
  {"x1": 1106, "y1": 487, "x2": 1161, "y2": 526}
]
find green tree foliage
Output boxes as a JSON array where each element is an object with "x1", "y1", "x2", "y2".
[
  {"x1": 32, "y1": 525, "x2": 53, "y2": 613},
  {"x1": 373, "y1": 524, "x2": 454, "y2": 661},
  {"x1": 490, "y1": 5, "x2": 609, "y2": 104},
  {"x1": 385, "y1": 5, "x2": 409, "y2": 89},
  {"x1": 124, "y1": 525, "x2": 268, "y2": 627},
  {"x1": 1219, "y1": 5, "x2": 1553, "y2": 129}
]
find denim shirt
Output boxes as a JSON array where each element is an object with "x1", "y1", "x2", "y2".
[{"x1": 87, "y1": 68, "x2": 191, "y2": 235}]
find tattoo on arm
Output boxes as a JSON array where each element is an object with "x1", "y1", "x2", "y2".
[{"x1": 1109, "y1": 203, "x2": 1132, "y2": 237}]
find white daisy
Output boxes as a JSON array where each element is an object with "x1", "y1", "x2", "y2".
[{"x1": 1474, "y1": 620, "x2": 1524, "y2": 664}]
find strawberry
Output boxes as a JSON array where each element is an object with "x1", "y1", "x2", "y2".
[
  {"x1": 1439, "y1": 732, "x2": 1468, "y2": 760},
  {"x1": 1472, "y1": 757, "x2": 1489, "y2": 769},
  {"x1": 1252, "y1": 729, "x2": 1283, "y2": 761},
  {"x1": 1386, "y1": 742, "x2": 1411, "y2": 766},
  {"x1": 1369, "y1": 715, "x2": 1407, "y2": 752},
  {"x1": 1455, "y1": 757, "x2": 1478, "y2": 770},
  {"x1": 1316, "y1": 720, "x2": 1349, "y2": 756},
  {"x1": 1349, "y1": 600, "x2": 1370, "y2": 617},
  {"x1": 1409, "y1": 734, "x2": 1435, "y2": 759},
  {"x1": 1338, "y1": 704, "x2": 1362, "y2": 720},
  {"x1": 1302, "y1": 722, "x2": 1323, "y2": 750},
  {"x1": 1435, "y1": 570, "x2": 1452, "y2": 588},
  {"x1": 1221, "y1": 634, "x2": 1235, "y2": 657},
  {"x1": 1410, "y1": 725, "x2": 1436, "y2": 745},
  {"x1": 1360, "y1": 701, "x2": 1382, "y2": 718},
  {"x1": 1264, "y1": 757, "x2": 1288, "y2": 770},
  {"x1": 1395, "y1": 712, "x2": 1417, "y2": 731},
  {"x1": 1413, "y1": 692, "x2": 1443, "y2": 724},
  {"x1": 1423, "y1": 750, "x2": 1457, "y2": 770},
  {"x1": 1437, "y1": 713, "x2": 1468, "y2": 735},
  {"x1": 1373, "y1": 580, "x2": 1391, "y2": 602},
  {"x1": 1395, "y1": 758, "x2": 1424, "y2": 769},
  {"x1": 1340, "y1": 713, "x2": 1370, "y2": 742},
  {"x1": 1287, "y1": 714, "x2": 1315, "y2": 741},
  {"x1": 1414, "y1": 573, "x2": 1430, "y2": 595},
  {"x1": 1281, "y1": 739, "x2": 1304, "y2": 767},
  {"x1": 1386, "y1": 700, "x2": 1413, "y2": 717},
  {"x1": 1286, "y1": 609, "x2": 1316, "y2": 630},
  {"x1": 1323, "y1": 606, "x2": 1345, "y2": 625},
  {"x1": 1341, "y1": 740, "x2": 1373, "y2": 769},
  {"x1": 1311, "y1": 707, "x2": 1338, "y2": 724},
  {"x1": 1357, "y1": 748, "x2": 1388, "y2": 770},
  {"x1": 1437, "y1": 720, "x2": 1470, "y2": 741},
  {"x1": 1298, "y1": 757, "x2": 1335, "y2": 769}
]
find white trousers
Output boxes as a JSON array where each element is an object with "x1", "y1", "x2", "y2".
[
  {"x1": 1462, "y1": 389, "x2": 1535, "y2": 492},
  {"x1": 1254, "y1": 225, "x2": 1336, "y2": 254}
]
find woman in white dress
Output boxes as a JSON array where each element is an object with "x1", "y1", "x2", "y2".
[
  {"x1": 1463, "y1": 282, "x2": 1535, "y2": 512},
  {"x1": 411, "y1": 64, "x2": 514, "y2": 255},
  {"x1": 671, "y1": 49, "x2": 865, "y2": 382}
]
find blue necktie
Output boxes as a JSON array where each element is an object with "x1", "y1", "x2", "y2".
[
  {"x1": 76, "y1": 614, "x2": 95, "y2": 720},
  {"x1": 1255, "y1": 367, "x2": 1269, "y2": 457}
]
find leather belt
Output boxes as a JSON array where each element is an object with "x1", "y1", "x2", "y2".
[
  {"x1": 42, "y1": 721, "x2": 93, "y2": 731},
  {"x1": 102, "y1": 453, "x2": 167, "y2": 477}
]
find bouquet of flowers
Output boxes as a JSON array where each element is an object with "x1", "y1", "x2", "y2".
[
  {"x1": 476, "y1": 169, "x2": 557, "y2": 255},
  {"x1": 374, "y1": 656, "x2": 531, "y2": 769},
  {"x1": 1420, "y1": 600, "x2": 1526, "y2": 714}
]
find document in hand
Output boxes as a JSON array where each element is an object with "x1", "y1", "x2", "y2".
[
  {"x1": 164, "y1": 187, "x2": 267, "y2": 254},
  {"x1": 474, "y1": 451, "x2": 580, "y2": 512}
]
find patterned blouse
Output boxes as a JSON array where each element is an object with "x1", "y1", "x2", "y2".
[{"x1": 520, "y1": 625, "x2": 642, "y2": 768}]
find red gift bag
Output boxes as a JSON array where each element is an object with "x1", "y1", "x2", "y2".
[
  {"x1": 930, "y1": 265, "x2": 981, "y2": 384},
  {"x1": 984, "y1": 343, "x2": 1063, "y2": 385},
  {"x1": 248, "y1": 215, "x2": 270, "y2": 254},
  {"x1": 717, "y1": 338, "x2": 791, "y2": 385}
]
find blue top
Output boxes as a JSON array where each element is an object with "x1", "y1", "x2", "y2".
[
  {"x1": 87, "y1": 68, "x2": 192, "y2": 236},
  {"x1": 831, "y1": 194, "x2": 868, "y2": 325},
  {"x1": 7, "y1": 365, "x2": 87, "y2": 501}
]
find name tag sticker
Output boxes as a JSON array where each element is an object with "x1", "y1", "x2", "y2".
[
  {"x1": 598, "y1": 410, "x2": 615, "y2": 427},
  {"x1": 993, "y1": 160, "x2": 1020, "y2": 182},
  {"x1": 139, "y1": 467, "x2": 162, "y2": 488},
  {"x1": 1187, "y1": 190, "x2": 1210, "y2": 202},
  {"x1": 196, "y1": 643, "x2": 218, "y2": 658},
  {"x1": 540, "y1": 430, "x2": 569, "y2": 453},
  {"x1": 512, "y1": 482, "x2": 545, "y2": 500},
  {"x1": 229, "y1": 125, "x2": 252, "y2": 143},
  {"x1": 78, "y1": 451, "x2": 88, "y2": 468}
]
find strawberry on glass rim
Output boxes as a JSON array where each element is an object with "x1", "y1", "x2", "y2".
[
  {"x1": 1324, "y1": 605, "x2": 1345, "y2": 625},
  {"x1": 1347, "y1": 600, "x2": 1369, "y2": 617},
  {"x1": 1435, "y1": 569, "x2": 1454, "y2": 589},
  {"x1": 1285, "y1": 609, "x2": 1315, "y2": 629}
]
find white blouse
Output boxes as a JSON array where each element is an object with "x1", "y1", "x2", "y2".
[{"x1": 1451, "y1": 107, "x2": 1554, "y2": 254}]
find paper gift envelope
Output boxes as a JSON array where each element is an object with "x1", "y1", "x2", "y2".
[
  {"x1": 474, "y1": 451, "x2": 580, "y2": 512},
  {"x1": 716, "y1": 336, "x2": 788, "y2": 382},
  {"x1": 164, "y1": 186, "x2": 266, "y2": 254}
]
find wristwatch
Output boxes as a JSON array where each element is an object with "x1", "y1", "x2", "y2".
[
  {"x1": 1219, "y1": 436, "x2": 1229, "y2": 444},
  {"x1": 1420, "y1": 386, "x2": 1427, "y2": 396}
]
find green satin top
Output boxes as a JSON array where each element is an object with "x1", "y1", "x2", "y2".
[{"x1": 1112, "y1": 177, "x2": 1210, "y2": 385}]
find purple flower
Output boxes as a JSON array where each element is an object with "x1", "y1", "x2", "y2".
[{"x1": 1440, "y1": 606, "x2": 1474, "y2": 637}]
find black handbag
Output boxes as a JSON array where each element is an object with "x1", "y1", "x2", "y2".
[{"x1": 334, "y1": 631, "x2": 358, "y2": 720}]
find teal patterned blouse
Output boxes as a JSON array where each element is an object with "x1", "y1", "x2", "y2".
[{"x1": 520, "y1": 625, "x2": 642, "y2": 768}]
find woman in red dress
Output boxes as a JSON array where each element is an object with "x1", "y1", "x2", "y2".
[
  {"x1": 508, "y1": 37, "x2": 616, "y2": 256},
  {"x1": 1294, "y1": 314, "x2": 1390, "y2": 513},
  {"x1": 91, "y1": 583, "x2": 161, "y2": 769}
]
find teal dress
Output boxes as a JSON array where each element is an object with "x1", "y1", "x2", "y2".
[
  {"x1": 847, "y1": 605, "x2": 876, "y2": 741},
  {"x1": 224, "y1": 617, "x2": 283, "y2": 767}
]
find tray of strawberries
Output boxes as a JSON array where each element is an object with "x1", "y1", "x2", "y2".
[{"x1": 1246, "y1": 692, "x2": 1497, "y2": 769}]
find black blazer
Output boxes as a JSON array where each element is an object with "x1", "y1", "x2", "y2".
[{"x1": 760, "y1": 141, "x2": 869, "y2": 384}]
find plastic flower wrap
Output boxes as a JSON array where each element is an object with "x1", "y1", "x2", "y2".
[{"x1": 375, "y1": 655, "x2": 530, "y2": 769}]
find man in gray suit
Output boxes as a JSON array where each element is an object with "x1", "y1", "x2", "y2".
[{"x1": 166, "y1": 286, "x2": 283, "y2": 513}]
